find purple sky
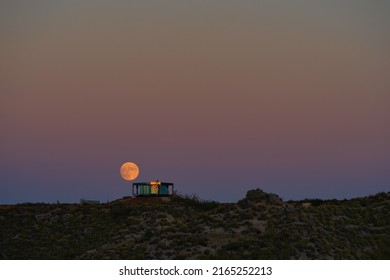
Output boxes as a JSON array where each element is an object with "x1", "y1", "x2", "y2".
[{"x1": 1, "y1": 1, "x2": 389, "y2": 204}]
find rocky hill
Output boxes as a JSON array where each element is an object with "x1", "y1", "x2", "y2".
[{"x1": 0, "y1": 189, "x2": 389, "y2": 259}]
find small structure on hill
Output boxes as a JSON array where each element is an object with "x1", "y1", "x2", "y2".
[{"x1": 132, "y1": 180, "x2": 174, "y2": 197}]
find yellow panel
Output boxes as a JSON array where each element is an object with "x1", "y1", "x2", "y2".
[{"x1": 151, "y1": 185, "x2": 158, "y2": 194}]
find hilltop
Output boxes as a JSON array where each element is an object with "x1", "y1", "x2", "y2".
[{"x1": 0, "y1": 189, "x2": 389, "y2": 259}]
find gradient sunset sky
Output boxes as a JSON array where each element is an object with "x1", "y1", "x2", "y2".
[{"x1": 1, "y1": 1, "x2": 389, "y2": 204}]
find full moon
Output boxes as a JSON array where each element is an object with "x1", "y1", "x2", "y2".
[{"x1": 120, "y1": 162, "x2": 140, "y2": 181}]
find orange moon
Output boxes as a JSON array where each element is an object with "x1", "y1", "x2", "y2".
[{"x1": 120, "y1": 162, "x2": 139, "y2": 181}]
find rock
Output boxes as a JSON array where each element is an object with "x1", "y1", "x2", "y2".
[
  {"x1": 245, "y1": 188, "x2": 269, "y2": 201},
  {"x1": 35, "y1": 212, "x2": 51, "y2": 222},
  {"x1": 50, "y1": 215, "x2": 60, "y2": 224},
  {"x1": 85, "y1": 249, "x2": 97, "y2": 256},
  {"x1": 83, "y1": 227, "x2": 93, "y2": 235},
  {"x1": 63, "y1": 213, "x2": 74, "y2": 221},
  {"x1": 241, "y1": 188, "x2": 284, "y2": 206},
  {"x1": 12, "y1": 234, "x2": 20, "y2": 239},
  {"x1": 267, "y1": 193, "x2": 284, "y2": 205}
]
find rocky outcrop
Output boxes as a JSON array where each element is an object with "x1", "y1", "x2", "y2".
[{"x1": 239, "y1": 188, "x2": 284, "y2": 207}]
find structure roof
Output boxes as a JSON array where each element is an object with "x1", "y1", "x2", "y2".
[{"x1": 132, "y1": 182, "x2": 174, "y2": 185}]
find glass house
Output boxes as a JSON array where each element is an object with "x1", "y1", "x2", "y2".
[{"x1": 132, "y1": 181, "x2": 174, "y2": 197}]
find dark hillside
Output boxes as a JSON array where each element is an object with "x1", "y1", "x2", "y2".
[{"x1": 0, "y1": 189, "x2": 389, "y2": 259}]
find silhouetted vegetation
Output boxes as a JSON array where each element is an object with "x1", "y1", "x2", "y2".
[{"x1": 0, "y1": 190, "x2": 389, "y2": 259}]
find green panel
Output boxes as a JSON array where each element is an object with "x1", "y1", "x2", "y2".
[
  {"x1": 138, "y1": 185, "x2": 150, "y2": 195},
  {"x1": 160, "y1": 185, "x2": 168, "y2": 195}
]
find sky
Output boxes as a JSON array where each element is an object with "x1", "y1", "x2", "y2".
[{"x1": 1, "y1": 1, "x2": 389, "y2": 204}]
